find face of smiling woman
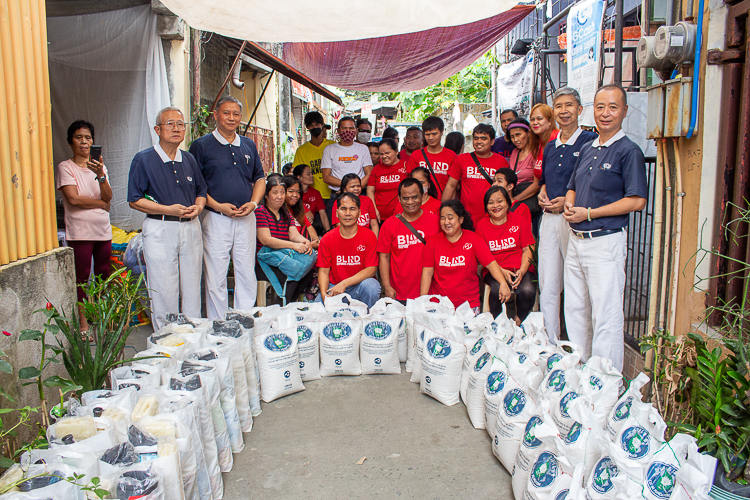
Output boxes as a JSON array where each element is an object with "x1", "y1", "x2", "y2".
[{"x1": 440, "y1": 206, "x2": 463, "y2": 238}]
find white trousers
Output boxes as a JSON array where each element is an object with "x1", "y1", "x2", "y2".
[
  {"x1": 142, "y1": 217, "x2": 203, "y2": 330},
  {"x1": 563, "y1": 230, "x2": 627, "y2": 372},
  {"x1": 538, "y1": 212, "x2": 570, "y2": 342},
  {"x1": 202, "y1": 210, "x2": 257, "y2": 320}
]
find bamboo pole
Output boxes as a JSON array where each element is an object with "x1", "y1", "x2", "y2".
[
  {"x1": 0, "y1": 52, "x2": 15, "y2": 265},
  {"x1": 645, "y1": 139, "x2": 665, "y2": 372},
  {"x1": 18, "y1": 0, "x2": 45, "y2": 253},
  {"x1": 0, "y1": 0, "x2": 28, "y2": 259},
  {"x1": 40, "y1": 0, "x2": 57, "y2": 251}
]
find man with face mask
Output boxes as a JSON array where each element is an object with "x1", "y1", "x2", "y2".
[
  {"x1": 293, "y1": 111, "x2": 335, "y2": 207},
  {"x1": 321, "y1": 116, "x2": 373, "y2": 197},
  {"x1": 356, "y1": 118, "x2": 372, "y2": 144}
]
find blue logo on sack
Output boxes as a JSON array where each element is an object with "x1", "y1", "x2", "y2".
[
  {"x1": 494, "y1": 435, "x2": 499, "y2": 446},
  {"x1": 425, "y1": 376, "x2": 431, "y2": 384},
  {"x1": 554, "y1": 490, "x2": 569, "y2": 500},
  {"x1": 559, "y1": 391, "x2": 579, "y2": 418},
  {"x1": 264, "y1": 334, "x2": 293, "y2": 352},
  {"x1": 335, "y1": 359, "x2": 342, "y2": 366},
  {"x1": 426, "y1": 338, "x2": 451, "y2": 358},
  {"x1": 564, "y1": 421, "x2": 582, "y2": 444},
  {"x1": 646, "y1": 461, "x2": 678, "y2": 499},
  {"x1": 613, "y1": 396, "x2": 634, "y2": 421},
  {"x1": 295, "y1": 314, "x2": 304, "y2": 322},
  {"x1": 523, "y1": 415, "x2": 543, "y2": 449},
  {"x1": 323, "y1": 322, "x2": 352, "y2": 341},
  {"x1": 547, "y1": 370, "x2": 566, "y2": 392},
  {"x1": 375, "y1": 358, "x2": 381, "y2": 365},
  {"x1": 621, "y1": 426, "x2": 651, "y2": 459},
  {"x1": 283, "y1": 370, "x2": 290, "y2": 378},
  {"x1": 474, "y1": 352, "x2": 491, "y2": 371},
  {"x1": 504, "y1": 388, "x2": 527, "y2": 416},
  {"x1": 486, "y1": 371, "x2": 507, "y2": 394},
  {"x1": 299, "y1": 361, "x2": 305, "y2": 369},
  {"x1": 470, "y1": 338, "x2": 484, "y2": 355},
  {"x1": 297, "y1": 326, "x2": 313, "y2": 343},
  {"x1": 592, "y1": 457, "x2": 618, "y2": 494},
  {"x1": 517, "y1": 352, "x2": 527, "y2": 364},
  {"x1": 547, "y1": 353, "x2": 562, "y2": 370},
  {"x1": 365, "y1": 321, "x2": 392, "y2": 339},
  {"x1": 333, "y1": 308, "x2": 359, "y2": 317},
  {"x1": 590, "y1": 375, "x2": 603, "y2": 390},
  {"x1": 530, "y1": 451, "x2": 559, "y2": 488}
]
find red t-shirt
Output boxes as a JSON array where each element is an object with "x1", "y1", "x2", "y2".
[
  {"x1": 509, "y1": 200, "x2": 531, "y2": 226},
  {"x1": 302, "y1": 187, "x2": 325, "y2": 214},
  {"x1": 475, "y1": 212, "x2": 535, "y2": 274},
  {"x1": 422, "y1": 230, "x2": 495, "y2": 308},
  {"x1": 534, "y1": 130, "x2": 560, "y2": 179},
  {"x1": 317, "y1": 226, "x2": 378, "y2": 285},
  {"x1": 399, "y1": 150, "x2": 412, "y2": 162},
  {"x1": 396, "y1": 196, "x2": 441, "y2": 216},
  {"x1": 407, "y1": 148, "x2": 457, "y2": 195},
  {"x1": 332, "y1": 195, "x2": 377, "y2": 228},
  {"x1": 369, "y1": 160, "x2": 410, "y2": 220},
  {"x1": 449, "y1": 153, "x2": 510, "y2": 227},
  {"x1": 376, "y1": 211, "x2": 440, "y2": 300}
]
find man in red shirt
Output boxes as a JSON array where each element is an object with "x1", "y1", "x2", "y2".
[
  {"x1": 443, "y1": 124, "x2": 510, "y2": 226},
  {"x1": 377, "y1": 178, "x2": 440, "y2": 303},
  {"x1": 399, "y1": 126, "x2": 423, "y2": 161},
  {"x1": 316, "y1": 193, "x2": 381, "y2": 308},
  {"x1": 407, "y1": 116, "x2": 456, "y2": 197}
]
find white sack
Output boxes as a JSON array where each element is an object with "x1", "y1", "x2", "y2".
[
  {"x1": 323, "y1": 292, "x2": 369, "y2": 317},
  {"x1": 579, "y1": 356, "x2": 623, "y2": 424},
  {"x1": 370, "y1": 298, "x2": 407, "y2": 363},
  {"x1": 609, "y1": 399, "x2": 667, "y2": 477},
  {"x1": 511, "y1": 404, "x2": 556, "y2": 500},
  {"x1": 419, "y1": 317, "x2": 466, "y2": 406},
  {"x1": 208, "y1": 334, "x2": 252, "y2": 432},
  {"x1": 254, "y1": 313, "x2": 306, "y2": 401},
  {"x1": 405, "y1": 295, "x2": 454, "y2": 372},
  {"x1": 492, "y1": 373, "x2": 540, "y2": 473},
  {"x1": 606, "y1": 372, "x2": 650, "y2": 440},
  {"x1": 464, "y1": 350, "x2": 493, "y2": 429},
  {"x1": 217, "y1": 312, "x2": 262, "y2": 417},
  {"x1": 360, "y1": 314, "x2": 402, "y2": 375},
  {"x1": 319, "y1": 311, "x2": 362, "y2": 377}
]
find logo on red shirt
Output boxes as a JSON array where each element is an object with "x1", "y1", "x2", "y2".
[
  {"x1": 337, "y1": 255, "x2": 361, "y2": 265},
  {"x1": 439, "y1": 255, "x2": 466, "y2": 267},
  {"x1": 419, "y1": 161, "x2": 450, "y2": 174},
  {"x1": 396, "y1": 231, "x2": 426, "y2": 249},
  {"x1": 463, "y1": 243, "x2": 473, "y2": 250},
  {"x1": 509, "y1": 226, "x2": 519, "y2": 233},
  {"x1": 357, "y1": 245, "x2": 366, "y2": 252},
  {"x1": 467, "y1": 166, "x2": 497, "y2": 179},
  {"x1": 380, "y1": 174, "x2": 403, "y2": 184},
  {"x1": 489, "y1": 237, "x2": 516, "y2": 252}
]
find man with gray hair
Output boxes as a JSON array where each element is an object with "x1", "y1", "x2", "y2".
[
  {"x1": 537, "y1": 87, "x2": 598, "y2": 342},
  {"x1": 128, "y1": 106, "x2": 207, "y2": 329},
  {"x1": 189, "y1": 96, "x2": 266, "y2": 319}
]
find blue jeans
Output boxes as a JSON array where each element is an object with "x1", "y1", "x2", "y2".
[{"x1": 315, "y1": 278, "x2": 381, "y2": 309}]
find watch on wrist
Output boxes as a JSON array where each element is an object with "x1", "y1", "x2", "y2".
[{"x1": 98, "y1": 176, "x2": 106, "y2": 183}]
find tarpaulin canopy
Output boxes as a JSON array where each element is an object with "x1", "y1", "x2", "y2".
[
  {"x1": 157, "y1": 0, "x2": 533, "y2": 43},
  {"x1": 281, "y1": 5, "x2": 534, "y2": 91}
]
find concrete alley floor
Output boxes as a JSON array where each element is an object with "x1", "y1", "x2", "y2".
[{"x1": 128, "y1": 327, "x2": 512, "y2": 499}]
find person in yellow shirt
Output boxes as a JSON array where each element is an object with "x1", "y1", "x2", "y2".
[{"x1": 293, "y1": 112, "x2": 335, "y2": 215}]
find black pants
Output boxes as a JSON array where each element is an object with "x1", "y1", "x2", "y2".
[
  {"x1": 484, "y1": 271, "x2": 537, "y2": 322},
  {"x1": 255, "y1": 263, "x2": 315, "y2": 305}
]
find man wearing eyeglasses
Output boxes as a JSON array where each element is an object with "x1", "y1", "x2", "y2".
[
  {"x1": 128, "y1": 107, "x2": 207, "y2": 329},
  {"x1": 189, "y1": 96, "x2": 266, "y2": 319}
]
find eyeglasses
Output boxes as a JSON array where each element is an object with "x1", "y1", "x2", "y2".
[{"x1": 160, "y1": 121, "x2": 186, "y2": 130}]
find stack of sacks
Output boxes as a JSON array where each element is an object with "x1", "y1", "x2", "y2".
[
  {"x1": 0, "y1": 463, "x2": 89, "y2": 500},
  {"x1": 284, "y1": 302, "x2": 326, "y2": 381},
  {"x1": 405, "y1": 295, "x2": 454, "y2": 373},
  {"x1": 222, "y1": 311, "x2": 262, "y2": 417},
  {"x1": 206, "y1": 321, "x2": 252, "y2": 432},
  {"x1": 370, "y1": 298, "x2": 407, "y2": 363},
  {"x1": 253, "y1": 311, "x2": 306, "y2": 402}
]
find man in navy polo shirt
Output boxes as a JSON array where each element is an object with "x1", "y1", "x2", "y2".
[
  {"x1": 563, "y1": 85, "x2": 647, "y2": 371},
  {"x1": 189, "y1": 96, "x2": 266, "y2": 319},
  {"x1": 538, "y1": 87, "x2": 598, "y2": 342},
  {"x1": 128, "y1": 107, "x2": 207, "y2": 329}
]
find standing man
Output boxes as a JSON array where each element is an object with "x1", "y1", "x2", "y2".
[
  {"x1": 293, "y1": 111, "x2": 335, "y2": 212},
  {"x1": 189, "y1": 96, "x2": 266, "y2": 319},
  {"x1": 563, "y1": 85, "x2": 647, "y2": 371},
  {"x1": 321, "y1": 116, "x2": 373, "y2": 194},
  {"x1": 128, "y1": 107, "x2": 206, "y2": 329},
  {"x1": 356, "y1": 118, "x2": 373, "y2": 144},
  {"x1": 443, "y1": 124, "x2": 510, "y2": 226},
  {"x1": 407, "y1": 116, "x2": 457, "y2": 197},
  {"x1": 537, "y1": 87, "x2": 598, "y2": 341},
  {"x1": 399, "y1": 126, "x2": 423, "y2": 161},
  {"x1": 377, "y1": 178, "x2": 440, "y2": 304},
  {"x1": 491, "y1": 109, "x2": 519, "y2": 159},
  {"x1": 316, "y1": 193, "x2": 381, "y2": 308}
]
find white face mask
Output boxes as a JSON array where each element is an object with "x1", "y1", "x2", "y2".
[{"x1": 357, "y1": 132, "x2": 372, "y2": 143}]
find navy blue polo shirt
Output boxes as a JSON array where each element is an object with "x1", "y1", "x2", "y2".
[
  {"x1": 491, "y1": 136, "x2": 515, "y2": 159},
  {"x1": 127, "y1": 145, "x2": 207, "y2": 206},
  {"x1": 540, "y1": 128, "x2": 599, "y2": 200},
  {"x1": 567, "y1": 131, "x2": 648, "y2": 231},
  {"x1": 189, "y1": 130, "x2": 264, "y2": 211}
]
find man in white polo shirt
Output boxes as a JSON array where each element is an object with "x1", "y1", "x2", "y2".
[{"x1": 321, "y1": 116, "x2": 373, "y2": 200}]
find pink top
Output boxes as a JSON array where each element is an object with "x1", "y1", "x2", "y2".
[
  {"x1": 509, "y1": 149, "x2": 537, "y2": 184},
  {"x1": 56, "y1": 159, "x2": 111, "y2": 241}
]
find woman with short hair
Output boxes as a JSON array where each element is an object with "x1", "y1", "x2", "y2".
[{"x1": 367, "y1": 138, "x2": 410, "y2": 221}]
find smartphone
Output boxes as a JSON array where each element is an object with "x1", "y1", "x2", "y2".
[{"x1": 89, "y1": 145, "x2": 102, "y2": 163}]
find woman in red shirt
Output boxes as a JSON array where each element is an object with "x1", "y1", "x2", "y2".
[
  {"x1": 475, "y1": 186, "x2": 536, "y2": 324},
  {"x1": 293, "y1": 164, "x2": 331, "y2": 232},
  {"x1": 283, "y1": 175, "x2": 320, "y2": 249},
  {"x1": 367, "y1": 138, "x2": 409, "y2": 221},
  {"x1": 332, "y1": 173, "x2": 379, "y2": 236},
  {"x1": 421, "y1": 200, "x2": 510, "y2": 312}
]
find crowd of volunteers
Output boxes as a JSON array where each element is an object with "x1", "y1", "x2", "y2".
[{"x1": 57, "y1": 83, "x2": 646, "y2": 373}]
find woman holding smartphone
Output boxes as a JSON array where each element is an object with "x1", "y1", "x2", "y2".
[{"x1": 56, "y1": 120, "x2": 112, "y2": 332}]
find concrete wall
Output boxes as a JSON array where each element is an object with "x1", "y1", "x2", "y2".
[{"x1": 0, "y1": 247, "x2": 76, "y2": 437}]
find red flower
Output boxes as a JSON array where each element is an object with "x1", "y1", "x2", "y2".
[
  {"x1": 1, "y1": 331, "x2": 9, "y2": 337},
  {"x1": 716, "y1": 425, "x2": 721, "y2": 434},
  {"x1": 45, "y1": 302, "x2": 52, "y2": 310}
]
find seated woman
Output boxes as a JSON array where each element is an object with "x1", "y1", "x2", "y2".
[
  {"x1": 396, "y1": 166, "x2": 442, "y2": 216},
  {"x1": 255, "y1": 175, "x2": 315, "y2": 304},
  {"x1": 367, "y1": 138, "x2": 410, "y2": 221},
  {"x1": 475, "y1": 186, "x2": 537, "y2": 324},
  {"x1": 283, "y1": 175, "x2": 320, "y2": 249},
  {"x1": 331, "y1": 173, "x2": 379, "y2": 236},
  {"x1": 493, "y1": 168, "x2": 531, "y2": 224},
  {"x1": 420, "y1": 200, "x2": 510, "y2": 313},
  {"x1": 293, "y1": 164, "x2": 330, "y2": 233}
]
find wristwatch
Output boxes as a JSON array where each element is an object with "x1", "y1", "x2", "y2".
[{"x1": 98, "y1": 176, "x2": 106, "y2": 183}]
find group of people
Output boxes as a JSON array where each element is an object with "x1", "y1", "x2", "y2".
[{"x1": 57, "y1": 83, "x2": 646, "y2": 372}]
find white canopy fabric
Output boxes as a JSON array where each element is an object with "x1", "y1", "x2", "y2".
[{"x1": 157, "y1": 0, "x2": 530, "y2": 42}]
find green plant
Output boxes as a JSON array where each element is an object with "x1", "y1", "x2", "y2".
[
  {"x1": 0, "y1": 466, "x2": 110, "y2": 498},
  {"x1": 56, "y1": 269, "x2": 150, "y2": 394},
  {"x1": 190, "y1": 104, "x2": 211, "y2": 145},
  {"x1": 17, "y1": 307, "x2": 82, "y2": 427}
]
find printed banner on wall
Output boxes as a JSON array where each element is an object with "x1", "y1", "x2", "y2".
[
  {"x1": 567, "y1": 0, "x2": 606, "y2": 126},
  {"x1": 497, "y1": 50, "x2": 535, "y2": 119}
]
